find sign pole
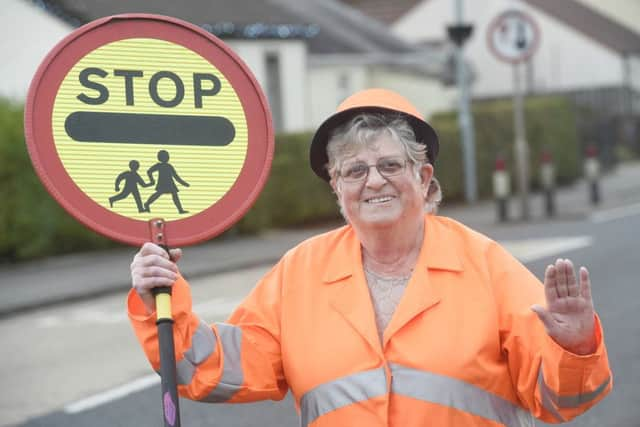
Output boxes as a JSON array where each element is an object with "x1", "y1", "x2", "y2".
[
  {"x1": 487, "y1": 9, "x2": 539, "y2": 221},
  {"x1": 149, "y1": 218, "x2": 181, "y2": 427},
  {"x1": 512, "y1": 63, "x2": 530, "y2": 220}
]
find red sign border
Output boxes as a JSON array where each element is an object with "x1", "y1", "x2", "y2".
[
  {"x1": 486, "y1": 9, "x2": 541, "y2": 65},
  {"x1": 24, "y1": 14, "x2": 274, "y2": 247}
]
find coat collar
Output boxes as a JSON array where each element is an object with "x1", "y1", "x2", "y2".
[{"x1": 322, "y1": 215, "x2": 463, "y2": 284}]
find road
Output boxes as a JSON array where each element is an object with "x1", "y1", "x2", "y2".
[{"x1": 3, "y1": 204, "x2": 639, "y2": 427}]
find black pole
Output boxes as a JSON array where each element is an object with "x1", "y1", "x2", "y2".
[
  {"x1": 149, "y1": 219, "x2": 181, "y2": 427},
  {"x1": 154, "y1": 288, "x2": 181, "y2": 427}
]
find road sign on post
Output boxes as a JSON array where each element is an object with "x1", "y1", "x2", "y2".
[
  {"x1": 24, "y1": 14, "x2": 274, "y2": 427},
  {"x1": 487, "y1": 9, "x2": 540, "y2": 220}
]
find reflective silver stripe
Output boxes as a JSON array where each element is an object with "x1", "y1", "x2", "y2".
[
  {"x1": 176, "y1": 321, "x2": 217, "y2": 385},
  {"x1": 390, "y1": 363, "x2": 534, "y2": 427},
  {"x1": 538, "y1": 370, "x2": 565, "y2": 423},
  {"x1": 200, "y1": 323, "x2": 244, "y2": 402},
  {"x1": 538, "y1": 367, "x2": 611, "y2": 410},
  {"x1": 300, "y1": 367, "x2": 387, "y2": 426}
]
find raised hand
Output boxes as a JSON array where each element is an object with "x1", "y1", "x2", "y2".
[{"x1": 531, "y1": 258, "x2": 597, "y2": 355}]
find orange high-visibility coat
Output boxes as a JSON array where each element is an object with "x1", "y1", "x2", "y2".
[{"x1": 129, "y1": 215, "x2": 612, "y2": 426}]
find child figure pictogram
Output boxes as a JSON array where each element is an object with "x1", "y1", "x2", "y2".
[
  {"x1": 144, "y1": 150, "x2": 190, "y2": 214},
  {"x1": 109, "y1": 160, "x2": 152, "y2": 212}
]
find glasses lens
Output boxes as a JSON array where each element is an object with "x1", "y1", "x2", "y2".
[
  {"x1": 377, "y1": 158, "x2": 405, "y2": 177},
  {"x1": 341, "y1": 162, "x2": 369, "y2": 181}
]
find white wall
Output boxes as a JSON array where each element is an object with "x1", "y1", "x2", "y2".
[
  {"x1": 229, "y1": 40, "x2": 307, "y2": 133},
  {"x1": 393, "y1": 0, "x2": 634, "y2": 98},
  {"x1": 307, "y1": 64, "x2": 454, "y2": 129},
  {"x1": 368, "y1": 68, "x2": 456, "y2": 119},
  {"x1": 307, "y1": 65, "x2": 368, "y2": 129},
  {"x1": 0, "y1": 0, "x2": 73, "y2": 100}
]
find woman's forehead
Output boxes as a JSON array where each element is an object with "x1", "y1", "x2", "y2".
[{"x1": 341, "y1": 135, "x2": 404, "y2": 160}]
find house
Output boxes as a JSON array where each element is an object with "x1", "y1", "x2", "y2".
[
  {"x1": 2, "y1": 0, "x2": 456, "y2": 132},
  {"x1": 343, "y1": 0, "x2": 640, "y2": 156},
  {"x1": 342, "y1": 0, "x2": 640, "y2": 101}
]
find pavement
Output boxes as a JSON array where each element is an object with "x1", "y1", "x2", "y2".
[{"x1": 2, "y1": 161, "x2": 640, "y2": 318}]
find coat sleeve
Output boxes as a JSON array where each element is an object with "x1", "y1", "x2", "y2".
[
  {"x1": 127, "y1": 262, "x2": 288, "y2": 404},
  {"x1": 488, "y1": 241, "x2": 612, "y2": 423}
]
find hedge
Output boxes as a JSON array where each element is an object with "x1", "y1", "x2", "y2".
[{"x1": 1, "y1": 95, "x2": 580, "y2": 262}]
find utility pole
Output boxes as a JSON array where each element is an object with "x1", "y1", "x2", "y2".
[{"x1": 447, "y1": 0, "x2": 477, "y2": 203}]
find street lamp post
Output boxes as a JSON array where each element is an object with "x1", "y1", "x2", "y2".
[{"x1": 447, "y1": 0, "x2": 477, "y2": 203}]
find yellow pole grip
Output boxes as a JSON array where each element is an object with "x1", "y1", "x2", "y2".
[{"x1": 155, "y1": 292, "x2": 173, "y2": 321}]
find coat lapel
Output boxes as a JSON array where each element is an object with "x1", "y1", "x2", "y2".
[
  {"x1": 383, "y1": 215, "x2": 463, "y2": 346},
  {"x1": 324, "y1": 227, "x2": 382, "y2": 356}
]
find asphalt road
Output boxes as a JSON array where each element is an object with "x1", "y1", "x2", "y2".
[{"x1": 4, "y1": 205, "x2": 639, "y2": 427}]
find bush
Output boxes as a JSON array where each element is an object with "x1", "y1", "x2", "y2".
[
  {"x1": 430, "y1": 95, "x2": 580, "y2": 201},
  {"x1": 0, "y1": 100, "x2": 117, "y2": 263}
]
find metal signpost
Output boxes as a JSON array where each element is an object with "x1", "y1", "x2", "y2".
[
  {"x1": 24, "y1": 14, "x2": 274, "y2": 426},
  {"x1": 487, "y1": 10, "x2": 540, "y2": 220}
]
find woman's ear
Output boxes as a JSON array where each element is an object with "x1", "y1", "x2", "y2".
[
  {"x1": 330, "y1": 178, "x2": 340, "y2": 197},
  {"x1": 419, "y1": 163, "x2": 434, "y2": 186}
]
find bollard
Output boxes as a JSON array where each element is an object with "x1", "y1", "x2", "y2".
[
  {"x1": 540, "y1": 150, "x2": 556, "y2": 217},
  {"x1": 584, "y1": 144, "x2": 601, "y2": 205},
  {"x1": 492, "y1": 156, "x2": 510, "y2": 222}
]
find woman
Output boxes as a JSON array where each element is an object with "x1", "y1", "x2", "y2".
[{"x1": 129, "y1": 88, "x2": 611, "y2": 426}]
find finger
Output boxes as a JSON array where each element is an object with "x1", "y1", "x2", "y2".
[
  {"x1": 579, "y1": 266, "x2": 593, "y2": 302},
  {"x1": 565, "y1": 259, "x2": 579, "y2": 297},
  {"x1": 543, "y1": 264, "x2": 559, "y2": 304},
  {"x1": 140, "y1": 242, "x2": 170, "y2": 259},
  {"x1": 531, "y1": 304, "x2": 554, "y2": 333},
  {"x1": 139, "y1": 276, "x2": 176, "y2": 291},
  {"x1": 169, "y1": 248, "x2": 183, "y2": 263},
  {"x1": 555, "y1": 258, "x2": 569, "y2": 298},
  {"x1": 140, "y1": 254, "x2": 178, "y2": 272},
  {"x1": 141, "y1": 266, "x2": 177, "y2": 280}
]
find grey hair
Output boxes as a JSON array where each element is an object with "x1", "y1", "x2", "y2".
[{"x1": 326, "y1": 113, "x2": 442, "y2": 214}]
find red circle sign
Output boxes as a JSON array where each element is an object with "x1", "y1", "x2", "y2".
[
  {"x1": 487, "y1": 10, "x2": 540, "y2": 64},
  {"x1": 24, "y1": 14, "x2": 274, "y2": 247}
]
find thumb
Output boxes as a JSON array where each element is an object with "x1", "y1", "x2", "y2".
[
  {"x1": 531, "y1": 304, "x2": 554, "y2": 331},
  {"x1": 169, "y1": 248, "x2": 183, "y2": 263}
]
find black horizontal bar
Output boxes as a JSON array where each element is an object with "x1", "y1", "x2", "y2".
[{"x1": 65, "y1": 111, "x2": 235, "y2": 146}]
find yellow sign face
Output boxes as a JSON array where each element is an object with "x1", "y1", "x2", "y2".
[{"x1": 52, "y1": 38, "x2": 248, "y2": 220}]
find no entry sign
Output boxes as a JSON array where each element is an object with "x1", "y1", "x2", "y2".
[{"x1": 25, "y1": 14, "x2": 274, "y2": 246}]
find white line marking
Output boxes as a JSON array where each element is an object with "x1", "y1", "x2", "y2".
[
  {"x1": 64, "y1": 374, "x2": 159, "y2": 414},
  {"x1": 501, "y1": 236, "x2": 593, "y2": 263},
  {"x1": 590, "y1": 202, "x2": 640, "y2": 223}
]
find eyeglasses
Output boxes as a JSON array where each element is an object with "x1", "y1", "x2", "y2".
[{"x1": 338, "y1": 156, "x2": 408, "y2": 183}]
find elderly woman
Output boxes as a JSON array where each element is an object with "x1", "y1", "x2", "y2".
[{"x1": 129, "y1": 88, "x2": 612, "y2": 426}]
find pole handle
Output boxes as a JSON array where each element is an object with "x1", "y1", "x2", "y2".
[{"x1": 148, "y1": 218, "x2": 181, "y2": 427}]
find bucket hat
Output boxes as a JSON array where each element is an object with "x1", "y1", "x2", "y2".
[{"x1": 309, "y1": 88, "x2": 439, "y2": 182}]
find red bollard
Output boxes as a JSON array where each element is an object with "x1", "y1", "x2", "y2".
[
  {"x1": 540, "y1": 150, "x2": 556, "y2": 217},
  {"x1": 584, "y1": 144, "x2": 601, "y2": 205},
  {"x1": 493, "y1": 156, "x2": 510, "y2": 222}
]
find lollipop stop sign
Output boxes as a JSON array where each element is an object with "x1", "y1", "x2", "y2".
[{"x1": 25, "y1": 14, "x2": 274, "y2": 247}]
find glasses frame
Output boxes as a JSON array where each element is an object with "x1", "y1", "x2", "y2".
[{"x1": 337, "y1": 156, "x2": 409, "y2": 183}]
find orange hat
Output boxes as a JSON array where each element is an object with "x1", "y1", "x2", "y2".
[{"x1": 310, "y1": 88, "x2": 439, "y2": 182}]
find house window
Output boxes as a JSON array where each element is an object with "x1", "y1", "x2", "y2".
[{"x1": 265, "y1": 52, "x2": 283, "y2": 131}]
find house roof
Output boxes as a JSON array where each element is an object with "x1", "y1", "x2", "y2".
[
  {"x1": 33, "y1": 0, "x2": 418, "y2": 55},
  {"x1": 339, "y1": 0, "x2": 424, "y2": 25},
  {"x1": 523, "y1": 0, "x2": 640, "y2": 54}
]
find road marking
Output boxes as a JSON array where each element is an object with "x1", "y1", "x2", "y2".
[
  {"x1": 502, "y1": 236, "x2": 593, "y2": 263},
  {"x1": 64, "y1": 374, "x2": 160, "y2": 414},
  {"x1": 590, "y1": 202, "x2": 640, "y2": 224},
  {"x1": 35, "y1": 297, "x2": 242, "y2": 328}
]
